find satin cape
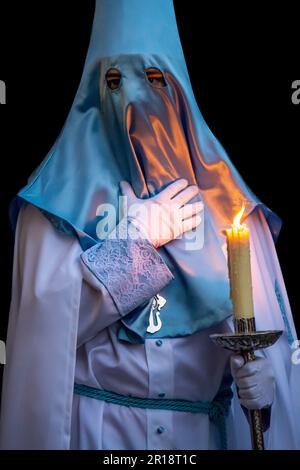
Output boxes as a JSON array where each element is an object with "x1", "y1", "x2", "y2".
[{"x1": 10, "y1": 0, "x2": 281, "y2": 342}]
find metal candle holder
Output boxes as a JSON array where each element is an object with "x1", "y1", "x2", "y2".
[{"x1": 210, "y1": 318, "x2": 282, "y2": 451}]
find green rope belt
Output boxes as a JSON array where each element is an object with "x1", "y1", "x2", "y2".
[{"x1": 74, "y1": 383, "x2": 233, "y2": 450}]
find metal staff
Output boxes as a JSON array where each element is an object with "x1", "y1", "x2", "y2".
[{"x1": 210, "y1": 318, "x2": 282, "y2": 451}]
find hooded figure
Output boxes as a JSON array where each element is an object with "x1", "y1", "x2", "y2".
[{"x1": 0, "y1": 0, "x2": 299, "y2": 450}]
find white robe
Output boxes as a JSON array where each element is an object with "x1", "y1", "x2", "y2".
[{"x1": 0, "y1": 203, "x2": 299, "y2": 449}]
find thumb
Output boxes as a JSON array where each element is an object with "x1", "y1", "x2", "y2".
[
  {"x1": 119, "y1": 181, "x2": 137, "y2": 202},
  {"x1": 230, "y1": 354, "x2": 245, "y2": 375}
]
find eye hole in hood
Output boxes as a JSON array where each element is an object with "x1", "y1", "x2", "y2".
[
  {"x1": 145, "y1": 67, "x2": 167, "y2": 88},
  {"x1": 106, "y1": 67, "x2": 122, "y2": 90}
]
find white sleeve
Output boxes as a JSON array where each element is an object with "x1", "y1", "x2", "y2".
[{"x1": 0, "y1": 202, "x2": 174, "y2": 449}]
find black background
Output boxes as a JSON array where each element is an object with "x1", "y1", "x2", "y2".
[{"x1": 0, "y1": 0, "x2": 299, "y2": 382}]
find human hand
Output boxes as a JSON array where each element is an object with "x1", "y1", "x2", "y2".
[
  {"x1": 230, "y1": 355, "x2": 275, "y2": 410},
  {"x1": 119, "y1": 179, "x2": 203, "y2": 248}
]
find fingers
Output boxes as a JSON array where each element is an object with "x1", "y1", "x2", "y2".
[
  {"x1": 230, "y1": 355, "x2": 245, "y2": 374},
  {"x1": 171, "y1": 185, "x2": 200, "y2": 208},
  {"x1": 120, "y1": 179, "x2": 203, "y2": 245},
  {"x1": 236, "y1": 373, "x2": 261, "y2": 392},
  {"x1": 239, "y1": 382, "x2": 274, "y2": 410},
  {"x1": 231, "y1": 355, "x2": 275, "y2": 410},
  {"x1": 235, "y1": 364, "x2": 260, "y2": 380},
  {"x1": 231, "y1": 355, "x2": 260, "y2": 379},
  {"x1": 181, "y1": 214, "x2": 202, "y2": 235},
  {"x1": 238, "y1": 383, "x2": 260, "y2": 399},
  {"x1": 156, "y1": 179, "x2": 189, "y2": 202},
  {"x1": 239, "y1": 396, "x2": 266, "y2": 411},
  {"x1": 119, "y1": 181, "x2": 137, "y2": 201},
  {"x1": 180, "y1": 201, "x2": 204, "y2": 220},
  {"x1": 121, "y1": 180, "x2": 200, "y2": 208}
]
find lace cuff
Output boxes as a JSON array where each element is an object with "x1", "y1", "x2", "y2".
[{"x1": 80, "y1": 218, "x2": 174, "y2": 316}]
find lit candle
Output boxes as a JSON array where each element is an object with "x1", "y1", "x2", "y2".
[{"x1": 226, "y1": 205, "x2": 254, "y2": 320}]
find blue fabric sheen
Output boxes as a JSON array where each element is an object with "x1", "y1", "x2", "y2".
[{"x1": 9, "y1": 0, "x2": 282, "y2": 343}]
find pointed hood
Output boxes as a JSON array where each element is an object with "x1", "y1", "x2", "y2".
[
  {"x1": 11, "y1": 0, "x2": 281, "y2": 342},
  {"x1": 85, "y1": 0, "x2": 186, "y2": 62}
]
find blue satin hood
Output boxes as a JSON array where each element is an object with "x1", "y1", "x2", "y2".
[{"x1": 10, "y1": 0, "x2": 282, "y2": 343}]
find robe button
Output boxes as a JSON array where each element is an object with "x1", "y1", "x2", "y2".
[
  {"x1": 157, "y1": 426, "x2": 165, "y2": 434},
  {"x1": 156, "y1": 340, "x2": 163, "y2": 347}
]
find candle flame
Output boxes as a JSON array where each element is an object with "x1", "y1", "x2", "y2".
[{"x1": 233, "y1": 204, "x2": 246, "y2": 229}]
